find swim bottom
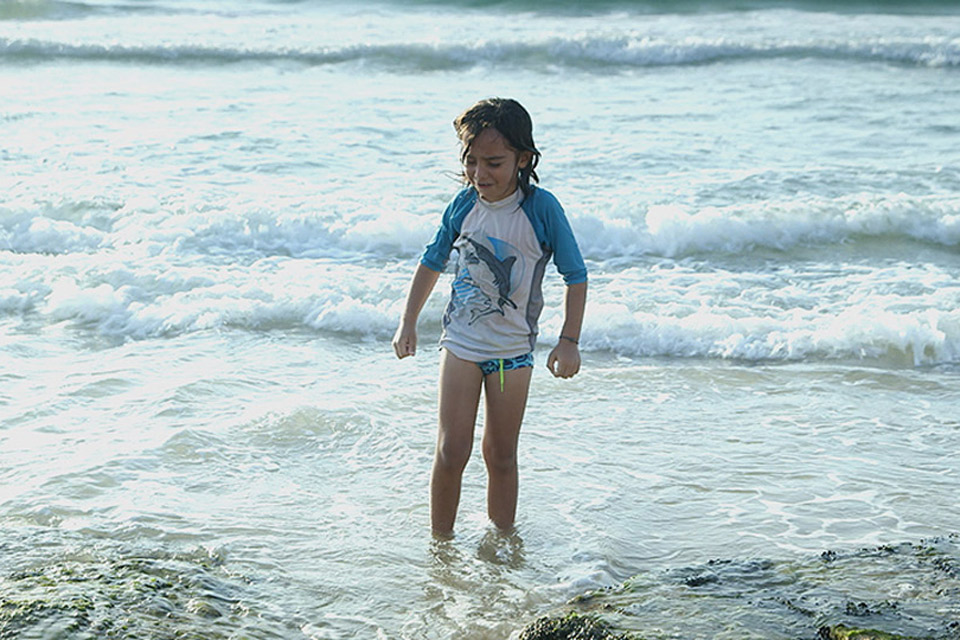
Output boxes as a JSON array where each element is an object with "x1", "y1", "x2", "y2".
[
  {"x1": 477, "y1": 352, "x2": 534, "y2": 376},
  {"x1": 476, "y1": 353, "x2": 534, "y2": 392}
]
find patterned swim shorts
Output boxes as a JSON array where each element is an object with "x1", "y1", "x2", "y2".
[{"x1": 476, "y1": 352, "x2": 534, "y2": 376}]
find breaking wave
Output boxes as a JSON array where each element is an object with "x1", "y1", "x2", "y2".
[{"x1": 3, "y1": 192, "x2": 960, "y2": 261}]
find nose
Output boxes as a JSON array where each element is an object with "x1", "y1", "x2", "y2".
[{"x1": 474, "y1": 163, "x2": 490, "y2": 183}]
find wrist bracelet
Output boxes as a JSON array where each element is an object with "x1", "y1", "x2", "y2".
[{"x1": 559, "y1": 335, "x2": 579, "y2": 345}]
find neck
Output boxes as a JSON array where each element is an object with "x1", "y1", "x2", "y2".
[{"x1": 479, "y1": 187, "x2": 521, "y2": 207}]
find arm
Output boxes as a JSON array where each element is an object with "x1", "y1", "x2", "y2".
[
  {"x1": 392, "y1": 263, "x2": 442, "y2": 359},
  {"x1": 547, "y1": 280, "x2": 587, "y2": 378}
]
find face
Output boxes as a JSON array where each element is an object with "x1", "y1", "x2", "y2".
[{"x1": 462, "y1": 128, "x2": 530, "y2": 202}]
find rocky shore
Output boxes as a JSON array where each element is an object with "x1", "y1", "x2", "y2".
[{"x1": 518, "y1": 536, "x2": 960, "y2": 640}]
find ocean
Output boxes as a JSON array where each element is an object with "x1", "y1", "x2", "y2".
[{"x1": 2, "y1": 0, "x2": 959, "y2": 638}]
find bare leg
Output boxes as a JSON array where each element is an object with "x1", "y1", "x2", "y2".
[
  {"x1": 481, "y1": 365, "x2": 533, "y2": 532},
  {"x1": 431, "y1": 349, "x2": 483, "y2": 538}
]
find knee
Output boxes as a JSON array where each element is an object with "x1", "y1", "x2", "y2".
[
  {"x1": 435, "y1": 435, "x2": 471, "y2": 473},
  {"x1": 482, "y1": 439, "x2": 517, "y2": 474}
]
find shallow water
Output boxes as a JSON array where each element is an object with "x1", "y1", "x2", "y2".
[{"x1": 3, "y1": 0, "x2": 960, "y2": 637}]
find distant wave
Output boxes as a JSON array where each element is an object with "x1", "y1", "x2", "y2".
[
  {"x1": 5, "y1": 0, "x2": 960, "y2": 21},
  {"x1": 2, "y1": 34, "x2": 958, "y2": 69}
]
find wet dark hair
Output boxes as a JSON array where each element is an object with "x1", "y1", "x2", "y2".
[{"x1": 453, "y1": 98, "x2": 541, "y2": 197}]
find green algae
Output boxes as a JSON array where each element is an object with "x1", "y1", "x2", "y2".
[
  {"x1": 818, "y1": 624, "x2": 924, "y2": 640},
  {"x1": 0, "y1": 544, "x2": 292, "y2": 640},
  {"x1": 519, "y1": 612, "x2": 637, "y2": 640}
]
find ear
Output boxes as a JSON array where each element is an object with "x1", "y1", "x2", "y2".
[{"x1": 518, "y1": 151, "x2": 533, "y2": 169}]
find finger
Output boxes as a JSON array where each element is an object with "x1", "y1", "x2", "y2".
[{"x1": 558, "y1": 360, "x2": 579, "y2": 379}]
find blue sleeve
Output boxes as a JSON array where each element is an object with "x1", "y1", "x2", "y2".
[
  {"x1": 420, "y1": 188, "x2": 476, "y2": 272},
  {"x1": 525, "y1": 188, "x2": 588, "y2": 285}
]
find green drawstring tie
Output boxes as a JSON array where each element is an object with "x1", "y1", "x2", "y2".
[{"x1": 499, "y1": 358, "x2": 505, "y2": 392}]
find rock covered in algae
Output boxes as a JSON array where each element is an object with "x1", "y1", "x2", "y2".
[
  {"x1": 818, "y1": 625, "x2": 924, "y2": 640},
  {"x1": 0, "y1": 535, "x2": 294, "y2": 640},
  {"x1": 519, "y1": 612, "x2": 634, "y2": 640}
]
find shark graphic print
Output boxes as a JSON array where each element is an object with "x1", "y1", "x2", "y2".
[{"x1": 450, "y1": 234, "x2": 522, "y2": 325}]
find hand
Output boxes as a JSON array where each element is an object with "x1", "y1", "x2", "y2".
[
  {"x1": 392, "y1": 322, "x2": 417, "y2": 359},
  {"x1": 547, "y1": 339, "x2": 580, "y2": 379}
]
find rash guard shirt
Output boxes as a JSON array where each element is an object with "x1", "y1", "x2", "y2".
[{"x1": 420, "y1": 185, "x2": 587, "y2": 362}]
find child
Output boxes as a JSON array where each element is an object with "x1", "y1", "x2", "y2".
[{"x1": 392, "y1": 98, "x2": 587, "y2": 538}]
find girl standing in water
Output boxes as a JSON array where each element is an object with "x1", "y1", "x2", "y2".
[{"x1": 393, "y1": 98, "x2": 587, "y2": 538}]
